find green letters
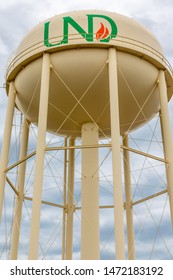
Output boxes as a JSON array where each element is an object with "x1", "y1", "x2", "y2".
[{"x1": 44, "y1": 14, "x2": 118, "y2": 47}]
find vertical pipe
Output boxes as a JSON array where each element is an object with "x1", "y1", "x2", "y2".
[
  {"x1": 0, "y1": 81, "x2": 16, "y2": 222},
  {"x1": 62, "y1": 137, "x2": 67, "y2": 260},
  {"x1": 28, "y1": 53, "x2": 50, "y2": 259},
  {"x1": 66, "y1": 138, "x2": 75, "y2": 260},
  {"x1": 81, "y1": 122, "x2": 100, "y2": 260},
  {"x1": 158, "y1": 70, "x2": 173, "y2": 230},
  {"x1": 108, "y1": 47, "x2": 125, "y2": 260},
  {"x1": 10, "y1": 118, "x2": 30, "y2": 259},
  {"x1": 123, "y1": 134, "x2": 135, "y2": 259}
]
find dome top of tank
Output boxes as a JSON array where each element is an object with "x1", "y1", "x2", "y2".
[{"x1": 6, "y1": 10, "x2": 173, "y2": 82}]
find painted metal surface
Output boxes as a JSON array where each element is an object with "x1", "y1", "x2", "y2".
[{"x1": 5, "y1": 11, "x2": 173, "y2": 137}]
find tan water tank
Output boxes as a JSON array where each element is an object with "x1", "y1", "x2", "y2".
[{"x1": 6, "y1": 10, "x2": 173, "y2": 137}]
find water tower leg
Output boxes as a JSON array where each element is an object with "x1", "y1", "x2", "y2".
[
  {"x1": 0, "y1": 81, "x2": 16, "y2": 222},
  {"x1": 28, "y1": 53, "x2": 50, "y2": 260},
  {"x1": 158, "y1": 70, "x2": 173, "y2": 231},
  {"x1": 62, "y1": 138, "x2": 67, "y2": 260},
  {"x1": 123, "y1": 134, "x2": 135, "y2": 259},
  {"x1": 108, "y1": 47, "x2": 125, "y2": 260},
  {"x1": 66, "y1": 138, "x2": 75, "y2": 260},
  {"x1": 81, "y1": 123, "x2": 100, "y2": 260},
  {"x1": 9, "y1": 118, "x2": 30, "y2": 259}
]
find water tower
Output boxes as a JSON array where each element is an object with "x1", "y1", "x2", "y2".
[{"x1": 0, "y1": 10, "x2": 173, "y2": 260}]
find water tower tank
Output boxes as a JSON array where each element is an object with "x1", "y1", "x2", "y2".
[{"x1": 6, "y1": 10, "x2": 173, "y2": 137}]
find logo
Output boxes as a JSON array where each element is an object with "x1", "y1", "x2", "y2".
[{"x1": 44, "y1": 14, "x2": 118, "y2": 47}]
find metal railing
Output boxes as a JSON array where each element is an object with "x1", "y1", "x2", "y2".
[{"x1": 5, "y1": 33, "x2": 173, "y2": 79}]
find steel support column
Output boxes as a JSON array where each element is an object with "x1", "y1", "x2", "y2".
[
  {"x1": 123, "y1": 134, "x2": 135, "y2": 259},
  {"x1": 108, "y1": 47, "x2": 125, "y2": 259},
  {"x1": 0, "y1": 81, "x2": 16, "y2": 222},
  {"x1": 81, "y1": 123, "x2": 100, "y2": 260},
  {"x1": 10, "y1": 118, "x2": 30, "y2": 259},
  {"x1": 159, "y1": 70, "x2": 173, "y2": 231},
  {"x1": 28, "y1": 53, "x2": 50, "y2": 259},
  {"x1": 66, "y1": 138, "x2": 75, "y2": 259}
]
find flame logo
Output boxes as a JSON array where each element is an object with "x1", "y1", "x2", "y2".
[{"x1": 96, "y1": 23, "x2": 110, "y2": 40}]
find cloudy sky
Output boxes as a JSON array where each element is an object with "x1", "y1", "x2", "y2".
[{"x1": 0, "y1": 0, "x2": 173, "y2": 260}]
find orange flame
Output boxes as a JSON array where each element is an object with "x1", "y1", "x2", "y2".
[{"x1": 96, "y1": 23, "x2": 109, "y2": 40}]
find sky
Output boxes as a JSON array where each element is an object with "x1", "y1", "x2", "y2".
[{"x1": 0, "y1": 0, "x2": 173, "y2": 260}]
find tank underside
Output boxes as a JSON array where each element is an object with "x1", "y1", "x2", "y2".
[{"x1": 14, "y1": 48, "x2": 161, "y2": 137}]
